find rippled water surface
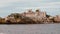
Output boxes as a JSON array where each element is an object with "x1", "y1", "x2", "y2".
[{"x1": 0, "y1": 24, "x2": 60, "y2": 34}]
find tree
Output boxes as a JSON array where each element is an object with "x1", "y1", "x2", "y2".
[{"x1": 46, "y1": 14, "x2": 51, "y2": 18}]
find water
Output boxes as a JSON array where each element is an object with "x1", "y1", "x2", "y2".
[{"x1": 0, "y1": 24, "x2": 60, "y2": 34}]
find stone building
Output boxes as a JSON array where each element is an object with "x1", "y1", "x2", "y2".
[
  {"x1": 22, "y1": 9, "x2": 47, "y2": 19},
  {"x1": 21, "y1": 9, "x2": 47, "y2": 24},
  {"x1": 22, "y1": 9, "x2": 35, "y2": 18}
]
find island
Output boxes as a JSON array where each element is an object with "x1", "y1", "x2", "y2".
[{"x1": 0, "y1": 9, "x2": 60, "y2": 24}]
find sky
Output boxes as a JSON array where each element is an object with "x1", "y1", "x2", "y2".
[{"x1": 0, "y1": 0, "x2": 60, "y2": 17}]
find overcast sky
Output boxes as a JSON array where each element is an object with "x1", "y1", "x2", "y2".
[{"x1": 0, "y1": 0, "x2": 60, "y2": 17}]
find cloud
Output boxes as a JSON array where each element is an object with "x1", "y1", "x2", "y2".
[
  {"x1": 0, "y1": 0, "x2": 60, "y2": 8},
  {"x1": 0, "y1": 0, "x2": 60, "y2": 7},
  {"x1": 0, "y1": 0, "x2": 21, "y2": 7},
  {"x1": 0, "y1": 0, "x2": 60, "y2": 17},
  {"x1": 12, "y1": 2, "x2": 60, "y2": 8}
]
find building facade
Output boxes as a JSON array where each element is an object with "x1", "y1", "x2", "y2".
[{"x1": 22, "y1": 9, "x2": 47, "y2": 18}]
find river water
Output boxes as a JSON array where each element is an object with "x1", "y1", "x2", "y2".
[{"x1": 0, "y1": 24, "x2": 60, "y2": 34}]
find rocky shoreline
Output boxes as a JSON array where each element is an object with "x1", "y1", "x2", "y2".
[{"x1": 0, "y1": 9, "x2": 60, "y2": 24}]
